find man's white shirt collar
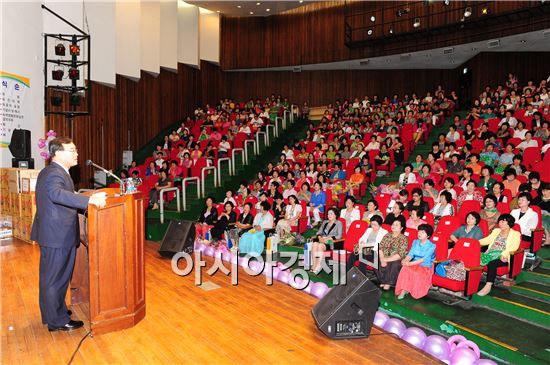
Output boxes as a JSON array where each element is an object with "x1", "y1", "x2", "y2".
[{"x1": 52, "y1": 160, "x2": 70, "y2": 176}]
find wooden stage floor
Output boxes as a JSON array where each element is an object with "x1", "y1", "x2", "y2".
[{"x1": 1, "y1": 238, "x2": 439, "y2": 364}]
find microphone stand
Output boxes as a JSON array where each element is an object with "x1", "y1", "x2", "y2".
[{"x1": 86, "y1": 160, "x2": 126, "y2": 195}]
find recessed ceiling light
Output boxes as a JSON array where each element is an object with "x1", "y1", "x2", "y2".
[
  {"x1": 370, "y1": 16, "x2": 375, "y2": 22},
  {"x1": 367, "y1": 29, "x2": 373, "y2": 35},
  {"x1": 520, "y1": 39, "x2": 526, "y2": 43},
  {"x1": 216, "y1": 10, "x2": 220, "y2": 13},
  {"x1": 256, "y1": 2, "x2": 261, "y2": 5},
  {"x1": 237, "y1": 5, "x2": 241, "y2": 8},
  {"x1": 249, "y1": 11, "x2": 254, "y2": 14},
  {"x1": 266, "y1": 8, "x2": 270, "y2": 12},
  {"x1": 299, "y1": 0, "x2": 303, "y2": 3}
]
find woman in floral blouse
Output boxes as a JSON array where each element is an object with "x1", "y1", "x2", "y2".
[{"x1": 375, "y1": 217, "x2": 408, "y2": 291}]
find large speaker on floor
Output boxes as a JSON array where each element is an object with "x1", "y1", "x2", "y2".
[
  {"x1": 311, "y1": 267, "x2": 380, "y2": 339},
  {"x1": 9, "y1": 129, "x2": 31, "y2": 159},
  {"x1": 158, "y1": 220, "x2": 195, "y2": 258}
]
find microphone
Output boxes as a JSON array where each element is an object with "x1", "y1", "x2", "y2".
[{"x1": 86, "y1": 160, "x2": 124, "y2": 185}]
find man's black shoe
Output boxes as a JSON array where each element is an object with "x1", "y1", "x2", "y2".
[
  {"x1": 48, "y1": 320, "x2": 84, "y2": 332},
  {"x1": 67, "y1": 310, "x2": 72, "y2": 316}
]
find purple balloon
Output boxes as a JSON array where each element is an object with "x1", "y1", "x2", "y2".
[
  {"x1": 278, "y1": 270, "x2": 291, "y2": 284},
  {"x1": 204, "y1": 246, "x2": 215, "y2": 257},
  {"x1": 423, "y1": 335, "x2": 451, "y2": 360},
  {"x1": 448, "y1": 335, "x2": 467, "y2": 351},
  {"x1": 383, "y1": 318, "x2": 407, "y2": 337},
  {"x1": 373, "y1": 311, "x2": 390, "y2": 327},
  {"x1": 289, "y1": 276, "x2": 304, "y2": 289},
  {"x1": 249, "y1": 261, "x2": 262, "y2": 274},
  {"x1": 303, "y1": 281, "x2": 313, "y2": 293},
  {"x1": 272, "y1": 267, "x2": 282, "y2": 280},
  {"x1": 311, "y1": 282, "x2": 328, "y2": 298},
  {"x1": 456, "y1": 341, "x2": 480, "y2": 359},
  {"x1": 238, "y1": 256, "x2": 247, "y2": 267},
  {"x1": 221, "y1": 252, "x2": 231, "y2": 262},
  {"x1": 449, "y1": 347, "x2": 478, "y2": 365},
  {"x1": 473, "y1": 360, "x2": 498, "y2": 365},
  {"x1": 400, "y1": 327, "x2": 427, "y2": 348},
  {"x1": 196, "y1": 243, "x2": 206, "y2": 252}
]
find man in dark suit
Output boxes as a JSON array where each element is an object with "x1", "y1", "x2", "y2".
[{"x1": 31, "y1": 137, "x2": 106, "y2": 331}]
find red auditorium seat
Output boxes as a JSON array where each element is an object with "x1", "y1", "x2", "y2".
[
  {"x1": 436, "y1": 216, "x2": 460, "y2": 236},
  {"x1": 432, "y1": 238, "x2": 483, "y2": 297}
]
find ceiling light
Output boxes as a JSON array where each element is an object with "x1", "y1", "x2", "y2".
[
  {"x1": 266, "y1": 8, "x2": 270, "y2": 12},
  {"x1": 256, "y1": 2, "x2": 261, "y2": 5},
  {"x1": 370, "y1": 16, "x2": 375, "y2": 22},
  {"x1": 299, "y1": 0, "x2": 303, "y2": 3},
  {"x1": 249, "y1": 11, "x2": 254, "y2": 14},
  {"x1": 367, "y1": 29, "x2": 373, "y2": 36},
  {"x1": 520, "y1": 39, "x2": 526, "y2": 43},
  {"x1": 481, "y1": 8, "x2": 488, "y2": 15},
  {"x1": 413, "y1": 18, "x2": 420, "y2": 28},
  {"x1": 216, "y1": 10, "x2": 220, "y2": 13},
  {"x1": 389, "y1": 28, "x2": 394, "y2": 34},
  {"x1": 237, "y1": 5, "x2": 241, "y2": 8},
  {"x1": 464, "y1": 7, "x2": 472, "y2": 17},
  {"x1": 444, "y1": 0, "x2": 450, "y2": 5}
]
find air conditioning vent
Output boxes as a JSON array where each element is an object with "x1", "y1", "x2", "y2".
[
  {"x1": 543, "y1": 29, "x2": 550, "y2": 38},
  {"x1": 359, "y1": 59, "x2": 369, "y2": 66},
  {"x1": 400, "y1": 53, "x2": 411, "y2": 60},
  {"x1": 292, "y1": 66, "x2": 302, "y2": 73},
  {"x1": 487, "y1": 39, "x2": 500, "y2": 48},
  {"x1": 443, "y1": 47, "x2": 454, "y2": 55}
]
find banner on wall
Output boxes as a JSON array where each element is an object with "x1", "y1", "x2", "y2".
[{"x1": 0, "y1": 71, "x2": 31, "y2": 147}]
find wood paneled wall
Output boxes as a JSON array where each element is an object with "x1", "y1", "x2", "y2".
[
  {"x1": 221, "y1": 1, "x2": 549, "y2": 69},
  {"x1": 45, "y1": 61, "x2": 226, "y2": 188},
  {"x1": 463, "y1": 52, "x2": 550, "y2": 99}
]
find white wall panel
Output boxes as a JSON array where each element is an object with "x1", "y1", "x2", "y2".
[
  {"x1": 199, "y1": 9, "x2": 219, "y2": 64},
  {"x1": 1, "y1": 2, "x2": 44, "y2": 168},
  {"x1": 141, "y1": 0, "x2": 160, "y2": 74},
  {"x1": 116, "y1": 0, "x2": 141, "y2": 79},
  {"x1": 177, "y1": 2, "x2": 199, "y2": 67},
  {"x1": 160, "y1": 0, "x2": 177, "y2": 70},
  {"x1": 86, "y1": 1, "x2": 116, "y2": 86}
]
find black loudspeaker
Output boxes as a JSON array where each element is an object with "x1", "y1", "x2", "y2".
[
  {"x1": 9, "y1": 129, "x2": 31, "y2": 159},
  {"x1": 158, "y1": 220, "x2": 195, "y2": 258},
  {"x1": 311, "y1": 267, "x2": 381, "y2": 339}
]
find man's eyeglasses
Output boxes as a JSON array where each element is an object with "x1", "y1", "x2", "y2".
[{"x1": 61, "y1": 149, "x2": 78, "y2": 154}]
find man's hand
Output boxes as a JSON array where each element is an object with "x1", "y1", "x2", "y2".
[{"x1": 89, "y1": 192, "x2": 107, "y2": 208}]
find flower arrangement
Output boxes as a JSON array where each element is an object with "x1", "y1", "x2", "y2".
[
  {"x1": 37, "y1": 130, "x2": 57, "y2": 160},
  {"x1": 368, "y1": 183, "x2": 400, "y2": 199}
]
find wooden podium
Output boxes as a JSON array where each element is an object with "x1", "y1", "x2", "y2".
[{"x1": 70, "y1": 188, "x2": 146, "y2": 335}]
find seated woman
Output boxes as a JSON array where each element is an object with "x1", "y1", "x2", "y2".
[
  {"x1": 450, "y1": 211, "x2": 484, "y2": 246},
  {"x1": 146, "y1": 161, "x2": 158, "y2": 177},
  {"x1": 195, "y1": 196, "x2": 218, "y2": 240},
  {"x1": 398, "y1": 163, "x2": 417, "y2": 187},
  {"x1": 417, "y1": 164, "x2": 438, "y2": 184},
  {"x1": 238, "y1": 201, "x2": 274, "y2": 256},
  {"x1": 406, "y1": 206, "x2": 426, "y2": 230},
  {"x1": 232, "y1": 202, "x2": 254, "y2": 237},
  {"x1": 346, "y1": 165, "x2": 365, "y2": 198},
  {"x1": 406, "y1": 188, "x2": 430, "y2": 212},
  {"x1": 511, "y1": 192, "x2": 539, "y2": 243},
  {"x1": 477, "y1": 214, "x2": 521, "y2": 296},
  {"x1": 480, "y1": 194, "x2": 501, "y2": 232},
  {"x1": 477, "y1": 166, "x2": 496, "y2": 192},
  {"x1": 272, "y1": 196, "x2": 286, "y2": 225},
  {"x1": 363, "y1": 199, "x2": 384, "y2": 222},
  {"x1": 210, "y1": 202, "x2": 237, "y2": 242},
  {"x1": 457, "y1": 180, "x2": 484, "y2": 210},
  {"x1": 346, "y1": 215, "x2": 388, "y2": 275},
  {"x1": 309, "y1": 181, "x2": 327, "y2": 226},
  {"x1": 148, "y1": 169, "x2": 172, "y2": 210},
  {"x1": 532, "y1": 182, "x2": 550, "y2": 246},
  {"x1": 375, "y1": 216, "x2": 408, "y2": 291},
  {"x1": 385, "y1": 196, "x2": 407, "y2": 222},
  {"x1": 395, "y1": 224, "x2": 436, "y2": 300},
  {"x1": 430, "y1": 191, "x2": 454, "y2": 225},
  {"x1": 492, "y1": 181, "x2": 508, "y2": 203},
  {"x1": 310, "y1": 208, "x2": 344, "y2": 274},
  {"x1": 276, "y1": 195, "x2": 302, "y2": 238},
  {"x1": 340, "y1": 196, "x2": 361, "y2": 232}
]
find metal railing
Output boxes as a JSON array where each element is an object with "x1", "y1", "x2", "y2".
[
  {"x1": 201, "y1": 166, "x2": 218, "y2": 198},
  {"x1": 256, "y1": 131, "x2": 267, "y2": 151},
  {"x1": 275, "y1": 117, "x2": 283, "y2": 137},
  {"x1": 181, "y1": 177, "x2": 200, "y2": 210},
  {"x1": 265, "y1": 125, "x2": 275, "y2": 145},
  {"x1": 159, "y1": 187, "x2": 180, "y2": 224},
  {"x1": 232, "y1": 148, "x2": 245, "y2": 173},
  {"x1": 217, "y1": 157, "x2": 232, "y2": 184},
  {"x1": 244, "y1": 140, "x2": 256, "y2": 164},
  {"x1": 291, "y1": 104, "x2": 298, "y2": 123}
]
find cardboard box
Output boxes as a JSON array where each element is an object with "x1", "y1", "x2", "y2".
[
  {"x1": 20, "y1": 193, "x2": 36, "y2": 218},
  {"x1": 9, "y1": 193, "x2": 21, "y2": 217},
  {"x1": 6, "y1": 168, "x2": 20, "y2": 193},
  {"x1": 19, "y1": 169, "x2": 40, "y2": 193}
]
